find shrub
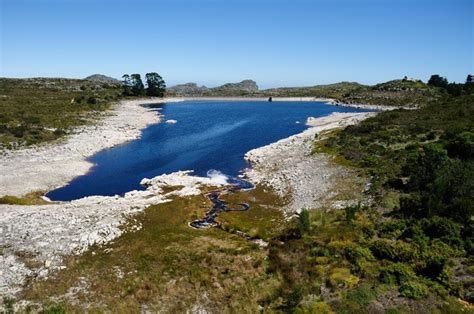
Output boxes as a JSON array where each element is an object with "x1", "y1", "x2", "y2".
[
  {"x1": 328, "y1": 267, "x2": 359, "y2": 289},
  {"x1": 3, "y1": 297, "x2": 14, "y2": 314},
  {"x1": 297, "y1": 209, "x2": 311, "y2": 237},
  {"x1": 345, "y1": 284, "x2": 377, "y2": 305},
  {"x1": 344, "y1": 203, "x2": 364, "y2": 223},
  {"x1": 285, "y1": 286, "x2": 303, "y2": 310},
  {"x1": 300, "y1": 301, "x2": 334, "y2": 314},
  {"x1": 379, "y1": 263, "x2": 416, "y2": 285},
  {"x1": 87, "y1": 97, "x2": 97, "y2": 104},
  {"x1": 43, "y1": 304, "x2": 67, "y2": 314},
  {"x1": 399, "y1": 281, "x2": 428, "y2": 299},
  {"x1": 345, "y1": 246, "x2": 375, "y2": 264},
  {"x1": 378, "y1": 220, "x2": 407, "y2": 239},
  {"x1": 314, "y1": 256, "x2": 330, "y2": 265},
  {"x1": 420, "y1": 217, "x2": 463, "y2": 248},
  {"x1": 370, "y1": 239, "x2": 418, "y2": 262}
]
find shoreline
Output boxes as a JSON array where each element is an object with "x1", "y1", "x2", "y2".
[
  {"x1": 162, "y1": 96, "x2": 406, "y2": 111},
  {"x1": 0, "y1": 98, "x2": 166, "y2": 197},
  {"x1": 0, "y1": 101, "x2": 379, "y2": 296},
  {"x1": 244, "y1": 111, "x2": 377, "y2": 213},
  {"x1": 0, "y1": 97, "x2": 391, "y2": 198}
]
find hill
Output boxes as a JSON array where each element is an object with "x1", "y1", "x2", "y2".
[
  {"x1": 167, "y1": 79, "x2": 259, "y2": 97},
  {"x1": 84, "y1": 74, "x2": 121, "y2": 85}
]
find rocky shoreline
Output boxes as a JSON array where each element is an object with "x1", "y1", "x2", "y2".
[
  {"x1": 0, "y1": 99, "x2": 168, "y2": 197},
  {"x1": 0, "y1": 171, "x2": 225, "y2": 295},
  {"x1": 244, "y1": 112, "x2": 377, "y2": 213},
  {"x1": 0, "y1": 98, "x2": 379, "y2": 297}
]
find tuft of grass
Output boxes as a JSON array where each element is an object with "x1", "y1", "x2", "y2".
[
  {"x1": 0, "y1": 191, "x2": 49, "y2": 205},
  {"x1": 328, "y1": 267, "x2": 359, "y2": 289}
]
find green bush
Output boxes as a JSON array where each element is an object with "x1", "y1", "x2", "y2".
[
  {"x1": 370, "y1": 239, "x2": 418, "y2": 262},
  {"x1": 297, "y1": 209, "x2": 311, "y2": 237},
  {"x1": 3, "y1": 297, "x2": 14, "y2": 314},
  {"x1": 379, "y1": 263, "x2": 416, "y2": 285},
  {"x1": 345, "y1": 284, "x2": 377, "y2": 305},
  {"x1": 399, "y1": 281, "x2": 428, "y2": 299},
  {"x1": 419, "y1": 217, "x2": 463, "y2": 248},
  {"x1": 285, "y1": 286, "x2": 303, "y2": 310}
]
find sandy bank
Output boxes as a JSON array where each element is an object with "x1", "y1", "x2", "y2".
[
  {"x1": 244, "y1": 112, "x2": 376, "y2": 213},
  {"x1": 0, "y1": 98, "x2": 171, "y2": 197}
]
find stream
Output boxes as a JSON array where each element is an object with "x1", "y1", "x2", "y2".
[{"x1": 190, "y1": 176, "x2": 253, "y2": 229}]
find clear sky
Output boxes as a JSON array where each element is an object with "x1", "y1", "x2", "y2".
[{"x1": 1, "y1": 0, "x2": 472, "y2": 88}]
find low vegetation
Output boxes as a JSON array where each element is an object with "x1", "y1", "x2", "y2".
[
  {"x1": 0, "y1": 78, "x2": 121, "y2": 149},
  {"x1": 2, "y1": 74, "x2": 472, "y2": 312},
  {"x1": 303, "y1": 76, "x2": 474, "y2": 311}
]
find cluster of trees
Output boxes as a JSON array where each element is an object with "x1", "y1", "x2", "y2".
[
  {"x1": 428, "y1": 74, "x2": 474, "y2": 96},
  {"x1": 122, "y1": 73, "x2": 166, "y2": 97}
]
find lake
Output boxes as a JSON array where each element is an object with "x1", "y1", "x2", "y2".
[{"x1": 47, "y1": 100, "x2": 372, "y2": 201}]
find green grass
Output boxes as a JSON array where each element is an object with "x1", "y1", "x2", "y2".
[{"x1": 0, "y1": 191, "x2": 50, "y2": 205}]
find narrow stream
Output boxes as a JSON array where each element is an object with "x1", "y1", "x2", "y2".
[{"x1": 190, "y1": 177, "x2": 253, "y2": 229}]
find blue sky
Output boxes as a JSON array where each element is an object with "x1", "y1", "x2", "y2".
[{"x1": 1, "y1": 0, "x2": 472, "y2": 88}]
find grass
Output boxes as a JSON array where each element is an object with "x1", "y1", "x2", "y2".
[
  {"x1": 0, "y1": 191, "x2": 49, "y2": 205},
  {"x1": 17, "y1": 187, "x2": 286, "y2": 312},
  {"x1": 217, "y1": 185, "x2": 286, "y2": 240}
]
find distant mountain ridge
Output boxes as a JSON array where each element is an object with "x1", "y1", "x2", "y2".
[
  {"x1": 85, "y1": 74, "x2": 120, "y2": 85},
  {"x1": 167, "y1": 78, "x2": 436, "y2": 107},
  {"x1": 167, "y1": 80, "x2": 259, "y2": 96}
]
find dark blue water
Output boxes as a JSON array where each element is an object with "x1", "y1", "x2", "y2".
[{"x1": 47, "y1": 101, "x2": 372, "y2": 201}]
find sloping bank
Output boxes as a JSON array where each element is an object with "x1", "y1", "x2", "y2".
[
  {"x1": 244, "y1": 112, "x2": 376, "y2": 213},
  {"x1": 0, "y1": 99, "x2": 166, "y2": 197},
  {"x1": 0, "y1": 100, "x2": 377, "y2": 297}
]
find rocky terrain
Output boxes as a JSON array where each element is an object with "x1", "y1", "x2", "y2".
[
  {"x1": 0, "y1": 171, "x2": 224, "y2": 295},
  {"x1": 244, "y1": 112, "x2": 376, "y2": 213},
  {"x1": 167, "y1": 78, "x2": 438, "y2": 107},
  {"x1": 167, "y1": 80, "x2": 259, "y2": 97},
  {"x1": 0, "y1": 99, "x2": 165, "y2": 197},
  {"x1": 166, "y1": 82, "x2": 208, "y2": 96}
]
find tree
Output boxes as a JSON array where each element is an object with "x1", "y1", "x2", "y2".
[
  {"x1": 121, "y1": 74, "x2": 132, "y2": 96},
  {"x1": 145, "y1": 72, "x2": 166, "y2": 97},
  {"x1": 466, "y1": 75, "x2": 474, "y2": 94},
  {"x1": 130, "y1": 74, "x2": 145, "y2": 96},
  {"x1": 466, "y1": 74, "x2": 474, "y2": 85},
  {"x1": 427, "y1": 75, "x2": 448, "y2": 88},
  {"x1": 297, "y1": 209, "x2": 310, "y2": 237}
]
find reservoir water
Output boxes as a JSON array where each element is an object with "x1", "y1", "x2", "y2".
[{"x1": 47, "y1": 100, "x2": 372, "y2": 201}]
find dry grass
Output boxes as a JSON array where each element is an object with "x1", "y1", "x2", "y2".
[{"x1": 18, "y1": 186, "x2": 286, "y2": 312}]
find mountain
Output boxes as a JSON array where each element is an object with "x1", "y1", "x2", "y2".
[
  {"x1": 84, "y1": 74, "x2": 121, "y2": 85},
  {"x1": 167, "y1": 83, "x2": 208, "y2": 96},
  {"x1": 167, "y1": 80, "x2": 259, "y2": 96},
  {"x1": 211, "y1": 79, "x2": 258, "y2": 93}
]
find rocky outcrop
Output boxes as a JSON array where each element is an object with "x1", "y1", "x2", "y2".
[
  {"x1": 167, "y1": 80, "x2": 259, "y2": 96},
  {"x1": 167, "y1": 83, "x2": 208, "y2": 96},
  {"x1": 212, "y1": 80, "x2": 258, "y2": 93}
]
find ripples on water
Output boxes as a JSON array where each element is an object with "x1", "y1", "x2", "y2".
[{"x1": 47, "y1": 100, "x2": 372, "y2": 201}]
